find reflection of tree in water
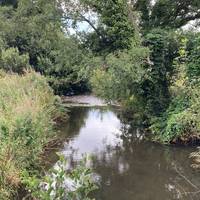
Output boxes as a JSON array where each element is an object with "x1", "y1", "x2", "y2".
[
  {"x1": 59, "y1": 107, "x2": 90, "y2": 138},
  {"x1": 45, "y1": 107, "x2": 90, "y2": 168},
  {"x1": 50, "y1": 107, "x2": 200, "y2": 200},
  {"x1": 112, "y1": 111, "x2": 200, "y2": 199},
  {"x1": 87, "y1": 106, "x2": 119, "y2": 122},
  {"x1": 91, "y1": 127, "x2": 200, "y2": 200},
  {"x1": 63, "y1": 106, "x2": 116, "y2": 137}
]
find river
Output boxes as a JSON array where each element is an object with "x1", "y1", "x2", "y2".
[{"x1": 48, "y1": 96, "x2": 200, "y2": 200}]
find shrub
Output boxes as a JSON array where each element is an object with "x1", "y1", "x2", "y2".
[
  {"x1": 22, "y1": 155, "x2": 97, "y2": 200},
  {"x1": 0, "y1": 47, "x2": 30, "y2": 73},
  {"x1": 151, "y1": 35, "x2": 200, "y2": 144}
]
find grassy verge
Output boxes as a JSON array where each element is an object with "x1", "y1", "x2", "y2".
[{"x1": 0, "y1": 70, "x2": 60, "y2": 199}]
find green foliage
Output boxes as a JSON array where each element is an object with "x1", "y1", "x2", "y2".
[
  {"x1": 65, "y1": 0, "x2": 138, "y2": 55},
  {"x1": 187, "y1": 34, "x2": 200, "y2": 83},
  {"x1": 75, "y1": 0, "x2": 200, "y2": 144},
  {"x1": 22, "y1": 155, "x2": 97, "y2": 200},
  {"x1": 135, "y1": 0, "x2": 151, "y2": 31},
  {"x1": 151, "y1": 84, "x2": 200, "y2": 144},
  {"x1": 91, "y1": 29, "x2": 180, "y2": 120},
  {"x1": 88, "y1": 0, "x2": 138, "y2": 53},
  {"x1": 142, "y1": 29, "x2": 178, "y2": 116},
  {"x1": 150, "y1": 35, "x2": 200, "y2": 143},
  {"x1": 91, "y1": 45, "x2": 149, "y2": 112},
  {"x1": 135, "y1": 0, "x2": 200, "y2": 30},
  {"x1": 150, "y1": 94, "x2": 190, "y2": 143},
  {"x1": 0, "y1": 47, "x2": 29, "y2": 73},
  {"x1": 37, "y1": 37, "x2": 91, "y2": 95},
  {"x1": 0, "y1": 71, "x2": 59, "y2": 199},
  {"x1": 0, "y1": 0, "x2": 90, "y2": 94}
]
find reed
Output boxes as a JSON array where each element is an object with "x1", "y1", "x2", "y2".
[{"x1": 0, "y1": 71, "x2": 58, "y2": 199}]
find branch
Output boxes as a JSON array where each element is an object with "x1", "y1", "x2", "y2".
[
  {"x1": 176, "y1": 12, "x2": 200, "y2": 27},
  {"x1": 79, "y1": 14, "x2": 105, "y2": 40},
  {"x1": 64, "y1": 13, "x2": 107, "y2": 41},
  {"x1": 174, "y1": 165, "x2": 199, "y2": 190}
]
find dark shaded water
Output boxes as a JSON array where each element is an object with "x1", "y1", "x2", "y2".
[{"x1": 51, "y1": 106, "x2": 200, "y2": 200}]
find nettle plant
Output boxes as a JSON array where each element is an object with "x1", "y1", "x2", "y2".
[{"x1": 22, "y1": 154, "x2": 98, "y2": 200}]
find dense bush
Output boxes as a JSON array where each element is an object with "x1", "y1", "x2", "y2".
[
  {"x1": 91, "y1": 45, "x2": 148, "y2": 111},
  {"x1": 0, "y1": 47, "x2": 30, "y2": 73},
  {"x1": 187, "y1": 34, "x2": 200, "y2": 82},
  {"x1": 150, "y1": 35, "x2": 200, "y2": 144},
  {"x1": 142, "y1": 29, "x2": 179, "y2": 116}
]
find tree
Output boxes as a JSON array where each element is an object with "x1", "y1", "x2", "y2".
[
  {"x1": 142, "y1": 29, "x2": 171, "y2": 116},
  {"x1": 134, "y1": 0, "x2": 200, "y2": 31},
  {"x1": 0, "y1": 0, "x2": 90, "y2": 94},
  {"x1": 62, "y1": 0, "x2": 138, "y2": 55}
]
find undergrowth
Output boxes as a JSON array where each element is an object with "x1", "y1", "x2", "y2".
[{"x1": 0, "y1": 71, "x2": 59, "y2": 199}]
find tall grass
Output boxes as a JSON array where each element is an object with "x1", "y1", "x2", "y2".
[{"x1": 0, "y1": 71, "x2": 59, "y2": 199}]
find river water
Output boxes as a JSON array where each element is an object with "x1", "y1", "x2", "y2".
[{"x1": 49, "y1": 96, "x2": 200, "y2": 200}]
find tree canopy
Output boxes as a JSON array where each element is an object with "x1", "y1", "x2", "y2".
[{"x1": 135, "y1": 0, "x2": 200, "y2": 30}]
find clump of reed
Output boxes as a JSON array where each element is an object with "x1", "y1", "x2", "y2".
[{"x1": 0, "y1": 71, "x2": 59, "y2": 199}]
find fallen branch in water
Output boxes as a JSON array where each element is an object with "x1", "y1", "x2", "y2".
[
  {"x1": 174, "y1": 165, "x2": 199, "y2": 190},
  {"x1": 173, "y1": 164, "x2": 200, "y2": 200}
]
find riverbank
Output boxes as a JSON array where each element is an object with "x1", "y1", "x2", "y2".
[{"x1": 0, "y1": 71, "x2": 60, "y2": 199}]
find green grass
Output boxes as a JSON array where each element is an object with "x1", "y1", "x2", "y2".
[{"x1": 0, "y1": 70, "x2": 59, "y2": 199}]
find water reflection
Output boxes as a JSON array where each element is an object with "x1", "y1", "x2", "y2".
[
  {"x1": 55, "y1": 107, "x2": 200, "y2": 200},
  {"x1": 62, "y1": 107, "x2": 122, "y2": 159}
]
